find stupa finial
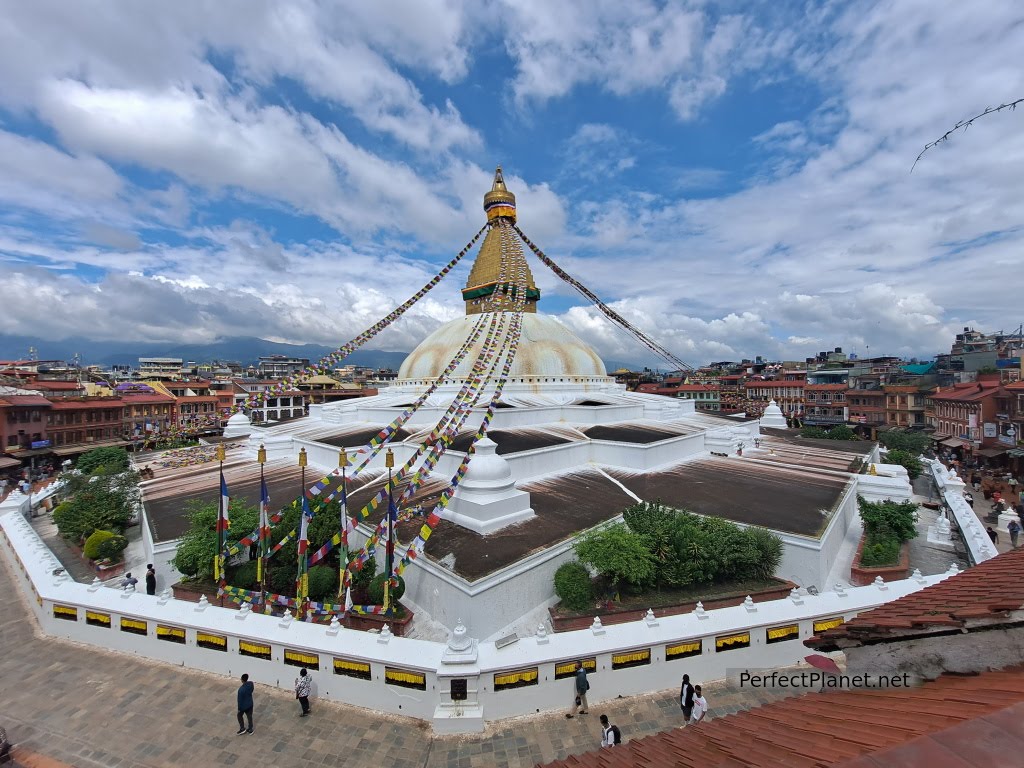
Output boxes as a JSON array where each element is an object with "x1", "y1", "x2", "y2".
[{"x1": 483, "y1": 165, "x2": 516, "y2": 222}]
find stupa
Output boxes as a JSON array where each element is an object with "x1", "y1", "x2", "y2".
[{"x1": 141, "y1": 170, "x2": 884, "y2": 641}]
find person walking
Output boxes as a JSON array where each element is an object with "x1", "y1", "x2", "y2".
[
  {"x1": 987, "y1": 526, "x2": 999, "y2": 545},
  {"x1": 145, "y1": 564, "x2": 157, "y2": 596},
  {"x1": 1010, "y1": 519, "x2": 1021, "y2": 549},
  {"x1": 565, "y1": 661, "x2": 590, "y2": 718},
  {"x1": 690, "y1": 685, "x2": 708, "y2": 725},
  {"x1": 599, "y1": 714, "x2": 622, "y2": 747},
  {"x1": 680, "y1": 674, "x2": 695, "y2": 723},
  {"x1": 236, "y1": 674, "x2": 254, "y2": 734},
  {"x1": 295, "y1": 668, "x2": 311, "y2": 717}
]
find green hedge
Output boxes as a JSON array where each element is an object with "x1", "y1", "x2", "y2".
[
  {"x1": 554, "y1": 561, "x2": 593, "y2": 611},
  {"x1": 83, "y1": 529, "x2": 115, "y2": 560}
]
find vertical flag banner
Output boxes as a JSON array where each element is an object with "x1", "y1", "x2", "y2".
[
  {"x1": 257, "y1": 476, "x2": 270, "y2": 582},
  {"x1": 296, "y1": 495, "x2": 313, "y2": 605},
  {"x1": 220, "y1": 471, "x2": 231, "y2": 531}
]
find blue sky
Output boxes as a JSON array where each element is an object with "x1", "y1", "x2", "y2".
[{"x1": 1, "y1": 0, "x2": 1023, "y2": 367}]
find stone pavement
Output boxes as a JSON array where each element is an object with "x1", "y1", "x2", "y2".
[{"x1": 0, "y1": 554, "x2": 795, "y2": 768}]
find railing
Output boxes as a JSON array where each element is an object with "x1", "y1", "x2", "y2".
[
  {"x1": 925, "y1": 458, "x2": 996, "y2": 565},
  {"x1": 0, "y1": 507, "x2": 955, "y2": 734}
]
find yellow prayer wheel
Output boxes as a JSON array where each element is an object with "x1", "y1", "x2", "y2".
[
  {"x1": 339, "y1": 449, "x2": 349, "y2": 468},
  {"x1": 215, "y1": 444, "x2": 225, "y2": 462},
  {"x1": 298, "y1": 447, "x2": 307, "y2": 468},
  {"x1": 385, "y1": 448, "x2": 394, "y2": 469},
  {"x1": 257, "y1": 444, "x2": 266, "y2": 464}
]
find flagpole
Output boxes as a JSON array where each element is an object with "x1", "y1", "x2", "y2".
[
  {"x1": 215, "y1": 443, "x2": 225, "y2": 607},
  {"x1": 297, "y1": 447, "x2": 307, "y2": 620},
  {"x1": 338, "y1": 448, "x2": 349, "y2": 611},
  {"x1": 383, "y1": 448, "x2": 394, "y2": 616},
  {"x1": 257, "y1": 442, "x2": 267, "y2": 613}
]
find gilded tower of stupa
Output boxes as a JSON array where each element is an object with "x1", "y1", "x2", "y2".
[{"x1": 461, "y1": 167, "x2": 540, "y2": 315}]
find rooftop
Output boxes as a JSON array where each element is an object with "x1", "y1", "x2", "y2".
[
  {"x1": 809, "y1": 546, "x2": 1024, "y2": 650},
  {"x1": 538, "y1": 667, "x2": 1024, "y2": 768}
]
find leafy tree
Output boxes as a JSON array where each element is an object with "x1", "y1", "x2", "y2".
[
  {"x1": 230, "y1": 560, "x2": 260, "y2": 589},
  {"x1": 858, "y1": 497, "x2": 918, "y2": 542},
  {"x1": 800, "y1": 426, "x2": 829, "y2": 439},
  {"x1": 624, "y1": 500, "x2": 680, "y2": 586},
  {"x1": 886, "y1": 449, "x2": 923, "y2": 479},
  {"x1": 96, "y1": 534, "x2": 128, "y2": 562},
  {"x1": 76, "y1": 446, "x2": 130, "y2": 475},
  {"x1": 171, "y1": 498, "x2": 260, "y2": 580},
  {"x1": 574, "y1": 524, "x2": 656, "y2": 589},
  {"x1": 879, "y1": 429, "x2": 931, "y2": 455},
  {"x1": 53, "y1": 470, "x2": 141, "y2": 541},
  {"x1": 554, "y1": 561, "x2": 593, "y2": 612},
  {"x1": 826, "y1": 425, "x2": 857, "y2": 441}
]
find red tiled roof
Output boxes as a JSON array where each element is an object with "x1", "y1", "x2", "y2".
[
  {"x1": 0, "y1": 394, "x2": 53, "y2": 407},
  {"x1": 119, "y1": 394, "x2": 176, "y2": 404},
  {"x1": 537, "y1": 668, "x2": 1024, "y2": 768},
  {"x1": 745, "y1": 380, "x2": 805, "y2": 387},
  {"x1": 930, "y1": 382, "x2": 1005, "y2": 402},
  {"x1": 808, "y1": 548, "x2": 1024, "y2": 650},
  {"x1": 31, "y1": 380, "x2": 83, "y2": 390}
]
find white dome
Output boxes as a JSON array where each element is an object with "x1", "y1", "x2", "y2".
[{"x1": 398, "y1": 313, "x2": 607, "y2": 380}]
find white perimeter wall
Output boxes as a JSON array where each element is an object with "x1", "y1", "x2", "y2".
[{"x1": 1, "y1": 509, "x2": 954, "y2": 734}]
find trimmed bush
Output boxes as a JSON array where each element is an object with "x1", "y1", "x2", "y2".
[
  {"x1": 554, "y1": 561, "x2": 593, "y2": 612},
  {"x1": 574, "y1": 524, "x2": 656, "y2": 589},
  {"x1": 83, "y1": 529, "x2": 115, "y2": 560},
  {"x1": 231, "y1": 560, "x2": 260, "y2": 588},
  {"x1": 367, "y1": 573, "x2": 406, "y2": 605},
  {"x1": 307, "y1": 565, "x2": 338, "y2": 601},
  {"x1": 96, "y1": 534, "x2": 128, "y2": 562},
  {"x1": 746, "y1": 527, "x2": 784, "y2": 581},
  {"x1": 886, "y1": 449, "x2": 923, "y2": 479}
]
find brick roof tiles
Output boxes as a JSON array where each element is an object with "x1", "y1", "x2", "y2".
[
  {"x1": 537, "y1": 668, "x2": 1024, "y2": 768},
  {"x1": 808, "y1": 547, "x2": 1024, "y2": 650}
]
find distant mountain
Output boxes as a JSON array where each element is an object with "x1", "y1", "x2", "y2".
[
  {"x1": 0, "y1": 334, "x2": 647, "y2": 373},
  {"x1": 0, "y1": 334, "x2": 409, "y2": 370}
]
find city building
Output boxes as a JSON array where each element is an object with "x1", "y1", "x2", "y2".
[
  {"x1": 137, "y1": 357, "x2": 184, "y2": 380},
  {"x1": 0, "y1": 388, "x2": 52, "y2": 464},
  {"x1": 232, "y1": 379, "x2": 307, "y2": 423},
  {"x1": 744, "y1": 376, "x2": 804, "y2": 420},
  {"x1": 45, "y1": 397, "x2": 127, "y2": 458},
  {"x1": 883, "y1": 384, "x2": 928, "y2": 428},
  {"x1": 257, "y1": 355, "x2": 310, "y2": 379},
  {"x1": 295, "y1": 374, "x2": 378, "y2": 405},
  {"x1": 673, "y1": 383, "x2": 721, "y2": 412},
  {"x1": 119, "y1": 386, "x2": 176, "y2": 443},
  {"x1": 929, "y1": 376, "x2": 1009, "y2": 463}
]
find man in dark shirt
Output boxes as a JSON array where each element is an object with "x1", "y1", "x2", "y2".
[
  {"x1": 145, "y1": 564, "x2": 157, "y2": 596},
  {"x1": 236, "y1": 674, "x2": 254, "y2": 734}
]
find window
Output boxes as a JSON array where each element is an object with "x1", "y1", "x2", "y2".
[
  {"x1": 665, "y1": 640, "x2": 702, "y2": 660},
  {"x1": 239, "y1": 640, "x2": 272, "y2": 660},
  {"x1": 284, "y1": 649, "x2": 319, "y2": 668},
  {"x1": 813, "y1": 617, "x2": 844, "y2": 633},
  {"x1": 555, "y1": 658, "x2": 596, "y2": 679},
  {"x1": 334, "y1": 658, "x2": 372, "y2": 680},
  {"x1": 715, "y1": 632, "x2": 750, "y2": 651},
  {"x1": 766, "y1": 624, "x2": 799, "y2": 644},
  {"x1": 493, "y1": 667, "x2": 539, "y2": 691},
  {"x1": 53, "y1": 605, "x2": 78, "y2": 621},
  {"x1": 197, "y1": 632, "x2": 227, "y2": 651},
  {"x1": 385, "y1": 667, "x2": 426, "y2": 690},
  {"x1": 121, "y1": 618, "x2": 148, "y2": 635},
  {"x1": 611, "y1": 648, "x2": 651, "y2": 670}
]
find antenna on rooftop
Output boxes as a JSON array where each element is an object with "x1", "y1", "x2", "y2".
[{"x1": 27, "y1": 345, "x2": 37, "y2": 361}]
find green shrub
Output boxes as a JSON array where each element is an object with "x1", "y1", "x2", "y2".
[
  {"x1": 800, "y1": 426, "x2": 829, "y2": 439},
  {"x1": 745, "y1": 527, "x2": 784, "y2": 581},
  {"x1": 574, "y1": 524, "x2": 656, "y2": 589},
  {"x1": 826, "y1": 425, "x2": 857, "y2": 440},
  {"x1": 83, "y1": 529, "x2": 115, "y2": 560},
  {"x1": 554, "y1": 561, "x2": 593, "y2": 611},
  {"x1": 860, "y1": 537, "x2": 901, "y2": 567},
  {"x1": 76, "y1": 446, "x2": 130, "y2": 475},
  {"x1": 96, "y1": 534, "x2": 128, "y2": 562},
  {"x1": 307, "y1": 565, "x2": 338, "y2": 601},
  {"x1": 878, "y1": 428, "x2": 930, "y2": 455},
  {"x1": 886, "y1": 449, "x2": 923, "y2": 479},
  {"x1": 367, "y1": 573, "x2": 405, "y2": 605},
  {"x1": 858, "y1": 497, "x2": 918, "y2": 542},
  {"x1": 231, "y1": 560, "x2": 260, "y2": 588}
]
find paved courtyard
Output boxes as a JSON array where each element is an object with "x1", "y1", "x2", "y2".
[{"x1": 0, "y1": 551, "x2": 794, "y2": 768}]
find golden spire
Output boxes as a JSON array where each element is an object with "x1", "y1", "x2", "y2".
[
  {"x1": 483, "y1": 165, "x2": 516, "y2": 222},
  {"x1": 463, "y1": 166, "x2": 540, "y2": 315}
]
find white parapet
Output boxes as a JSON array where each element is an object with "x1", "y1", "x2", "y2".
[{"x1": 0, "y1": 508, "x2": 954, "y2": 735}]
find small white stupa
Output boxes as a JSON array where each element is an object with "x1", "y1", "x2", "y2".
[
  {"x1": 222, "y1": 411, "x2": 253, "y2": 439},
  {"x1": 443, "y1": 437, "x2": 534, "y2": 535},
  {"x1": 759, "y1": 399, "x2": 788, "y2": 430}
]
